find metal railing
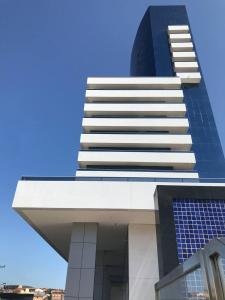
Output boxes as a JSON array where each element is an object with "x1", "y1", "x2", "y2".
[
  {"x1": 20, "y1": 176, "x2": 225, "y2": 184},
  {"x1": 155, "y1": 238, "x2": 225, "y2": 300}
]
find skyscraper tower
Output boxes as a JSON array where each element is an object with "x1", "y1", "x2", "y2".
[
  {"x1": 13, "y1": 5, "x2": 225, "y2": 300},
  {"x1": 131, "y1": 6, "x2": 225, "y2": 179}
]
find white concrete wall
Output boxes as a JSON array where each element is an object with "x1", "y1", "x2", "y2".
[
  {"x1": 170, "y1": 42, "x2": 193, "y2": 51},
  {"x1": 80, "y1": 133, "x2": 192, "y2": 150},
  {"x1": 85, "y1": 89, "x2": 184, "y2": 102},
  {"x1": 172, "y1": 51, "x2": 196, "y2": 62},
  {"x1": 78, "y1": 151, "x2": 196, "y2": 169},
  {"x1": 168, "y1": 25, "x2": 189, "y2": 33},
  {"x1": 13, "y1": 180, "x2": 157, "y2": 211},
  {"x1": 129, "y1": 224, "x2": 159, "y2": 300},
  {"x1": 14, "y1": 180, "x2": 225, "y2": 215},
  {"x1": 84, "y1": 103, "x2": 186, "y2": 117},
  {"x1": 169, "y1": 33, "x2": 191, "y2": 42},
  {"x1": 174, "y1": 61, "x2": 199, "y2": 72},
  {"x1": 176, "y1": 72, "x2": 201, "y2": 83},
  {"x1": 82, "y1": 117, "x2": 189, "y2": 133},
  {"x1": 76, "y1": 170, "x2": 199, "y2": 178},
  {"x1": 87, "y1": 77, "x2": 181, "y2": 90}
]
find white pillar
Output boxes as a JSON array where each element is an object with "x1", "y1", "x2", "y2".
[{"x1": 128, "y1": 224, "x2": 159, "y2": 300}]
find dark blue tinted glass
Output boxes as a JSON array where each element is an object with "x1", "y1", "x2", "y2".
[{"x1": 130, "y1": 6, "x2": 225, "y2": 178}]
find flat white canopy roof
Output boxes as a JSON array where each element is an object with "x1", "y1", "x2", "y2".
[{"x1": 12, "y1": 179, "x2": 225, "y2": 260}]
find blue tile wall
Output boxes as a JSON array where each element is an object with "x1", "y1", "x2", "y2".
[{"x1": 173, "y1": 199, "x2": 225, "y2": 263}]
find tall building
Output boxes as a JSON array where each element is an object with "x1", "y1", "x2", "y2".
[
  {"x1": 12, "y1": 5, "x2": 225, "y2": 300},
  {"x1": 130, "y1": 6, "x2": 225, "y2": 179}
]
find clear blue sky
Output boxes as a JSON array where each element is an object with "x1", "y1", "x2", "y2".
[{"x1": 1, "y1": 0, "x2": 225, "y2": 289}]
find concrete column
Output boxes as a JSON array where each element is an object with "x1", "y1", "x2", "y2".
[
  {"x1": 128, "y1": 224, "x2": 159, "y2": 300},
  {"x1": 65, "y1": 223, "x2": 97, "y2": 300}
]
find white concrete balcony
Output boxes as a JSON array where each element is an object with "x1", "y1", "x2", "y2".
[
  {"x1": 78, "y1": 151, "x2": 196, "y2": 170},
  {"x1": 87, "y1": 77, "x2": 182, "y2": 90},
  {"x1": 170, "y1": 42, "x2": 193, "y2": 52},
  {"x1": 82, "y1": 117, "x2": 189, "y2": 133},
  {"x1": 85, "y1": 90, "x2": 184, "y2": 102},
  {"x1": 80, "y1": 134, "x2": 192, "y2": 151},
  {"x1": 172, "y1": 51, "x2": 196, "y2": 62},
  {"x1": 174, "y1": 62, "x2": 199, "y2": 72},
  {"x1": 76, "y1": 170, "x2": 199, "y2": 179},
  {"x1": 176, "y1": 72, "x2": 201, "y2": 84},
  {"x1": 169, "y1": 33, "x2": 191, "y2": 43},
  {"x1": 84, "y1": 103, "x2": 186, "y2": 117},
  {"x1": 168, "y1": 25, "x2": 189, "y2": 34}
]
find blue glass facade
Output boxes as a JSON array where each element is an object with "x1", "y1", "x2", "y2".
[
  {"x1": 130, "y1": 6, "x2": 225, "y2": 178},
  {"x1": 173, "y1": 199, "x2": 225, "y2": 263}
]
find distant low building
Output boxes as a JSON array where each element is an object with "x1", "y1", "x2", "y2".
[
  {"x1": 0, "y1": 287, "x2": 63, "y2": 300},
  {"x1": 50, "y1": 290, "x2": 64, "y2": 300}
]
